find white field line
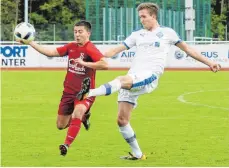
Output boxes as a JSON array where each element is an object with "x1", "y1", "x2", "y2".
[{"x1": 177, "y1": 89, "x2": 229, "y2": 111}]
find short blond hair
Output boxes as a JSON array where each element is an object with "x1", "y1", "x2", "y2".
[{"x1": 137, "y1": 2, "x2": 159, "y2": 17}]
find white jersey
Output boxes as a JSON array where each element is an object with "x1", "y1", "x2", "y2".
[{"x1": 123, "y1": 26, "x2": 182, "y2": 75}]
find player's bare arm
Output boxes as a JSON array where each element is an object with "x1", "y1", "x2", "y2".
[
  {"x1": 75, "y1": 57, "x2": 108, "y2": 70},
  {"x1": 29, "y1": 41, "x2": 61, "y2": 57},
  {"x1": 104, "y1": 44, "x2": 127, "y2": 58},
  {"x1": 176, "y1": 41, "x2": 221, "y2": 72}
]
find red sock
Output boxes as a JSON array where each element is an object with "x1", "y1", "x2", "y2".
[{"x1": 64, "y1": 118, "x2": 81, "y2": 146}]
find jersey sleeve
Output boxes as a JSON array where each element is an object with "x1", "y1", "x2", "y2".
[
  {"x1": 56, "y1": 44, "x2": 69, "y2": 56},
  {"x1": 86, "y1": 43, "x2": 103, "y2": 62},
  {"x1": 123, "y1": 32, "x2": 136, "y2": 49},
  {"x1": 168, "y1": 28, "x2": 182, "y2": 45}
]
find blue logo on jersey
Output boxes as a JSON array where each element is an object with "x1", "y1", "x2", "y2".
[
  {"x1": 174, "y1": 50, "x2": 184, "y2": 59},
  {"x1": 155, "y1": 42, "x2": 160, "y2": 47},
  {"x1": 150, "y1": 42, "x2": 160, "y2": 47},
  {"x1": 156, "y1": 32, "x2": 163, "y2": 38}
]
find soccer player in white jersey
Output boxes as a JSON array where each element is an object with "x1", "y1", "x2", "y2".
[{"x1": 76, "y1": 2, "x2": 221, "y2": 160}]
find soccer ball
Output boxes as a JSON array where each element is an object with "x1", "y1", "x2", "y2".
[{"x1": 14, "y1": 22, "x2": 35, "y2": 43}]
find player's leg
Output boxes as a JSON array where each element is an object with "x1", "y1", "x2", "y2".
[
  {"x1": 58, "y1": 110, "x2": 91, "y2": 131},
  {"x1": 76, "y1": 77, "x2": 91, "y2": 129},
  {"x1": 57, "y1": 92, "x2": 75, "y2": 156},
  {"x1": 82, "y1": 109, "x2": 91, "y2": 130},
  {"x1": 57, "y1": 92, "x2": 75, "y2": 130},
  {"x1": 117, "y1": 89, "x2": 146, "y2": 160},
  {"x1": 87, "y1": 75, "x2": 133, "y2": 97},
  {"x1": 117, "y1": 101, "x2": 146, "y2": 160},
  {"x1": 57, "y1": 115, "x2": 73, "y2": 156},
  {"x1": 130, "y1": 73, "x2": 158, "y2": 95},
  {"x1": 62, "y1": 104, "x2": 87, "y2": 146},
  {"x1": 76, "y1": 77, "x2": 91, "y2": 100},
  {"x1": 60, "y1": 99, "x2": 92, "y2": 156},
  {"x1": 56, "y1": 115, "x2": 72, "y2": 130}
]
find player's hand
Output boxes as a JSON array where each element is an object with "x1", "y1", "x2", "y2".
[
  {"x1": 15, "y1": 39, "x2": 29, "y2": 45},
  {"x1": 75, "y1": 58, "x2": 85, "y2": 65},
  {"x1": 210, "y1": 63, "x2": 221, "y2": 73}
]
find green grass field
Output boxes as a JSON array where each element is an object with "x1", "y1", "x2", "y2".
[{"x1": 1, "y1": 70, "x2": 229, "y2": 167}]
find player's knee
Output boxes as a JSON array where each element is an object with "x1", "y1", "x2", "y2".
[
  {"x1": 116, "y1": 76, "x2": 132, "y2": 89},
  {"x1": 117, "y1": 116, "x2": 128, "y2": 126},
  {"x1": 72, "y1": 107, "x2": 85, "y2": 119},
  {"x1": 56, "y1": 122, "x2": 67, "y2": 130}
]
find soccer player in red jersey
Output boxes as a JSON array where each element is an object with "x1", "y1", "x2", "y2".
[{"x1": 20, "y1": 20, "x2": 108, "y2": 156}]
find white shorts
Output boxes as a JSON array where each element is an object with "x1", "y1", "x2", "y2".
[{"x1": 118, "y1": 72, "x2": 159, "y2": 108}]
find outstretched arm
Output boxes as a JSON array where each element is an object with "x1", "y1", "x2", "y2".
[
  {"x1": 104, "y1": 44, "x2": 127, "y2": 58},
  {"x1": 176, "y1": 41, "x2": 221, "y2": 72},
  {"x1": 28, "y1": 41, "x2": 61, "y2": 57}
]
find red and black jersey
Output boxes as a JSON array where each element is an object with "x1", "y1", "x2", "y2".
[{"x1": 57, "y1": 41, "x2": 103, "y2": 94}]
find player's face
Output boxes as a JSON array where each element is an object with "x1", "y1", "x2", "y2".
[
  {"x1": 139, "y1": 9, "x2": 156, "y2": 30},
  {"x1": 74, "y1": 26, "x2": 91, "y2": 46}
]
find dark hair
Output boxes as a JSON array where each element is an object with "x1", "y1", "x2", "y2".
[{"x1": 74, "y1": 20, "x2": 92, "y2": 32}]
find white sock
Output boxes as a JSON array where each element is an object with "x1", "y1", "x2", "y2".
[
  {"x1": 88, "y1": 79, "x2": 121, "y2": 97},
  {"x1": 119, "y1": 123, "x2": 143, "y2": 158}
]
